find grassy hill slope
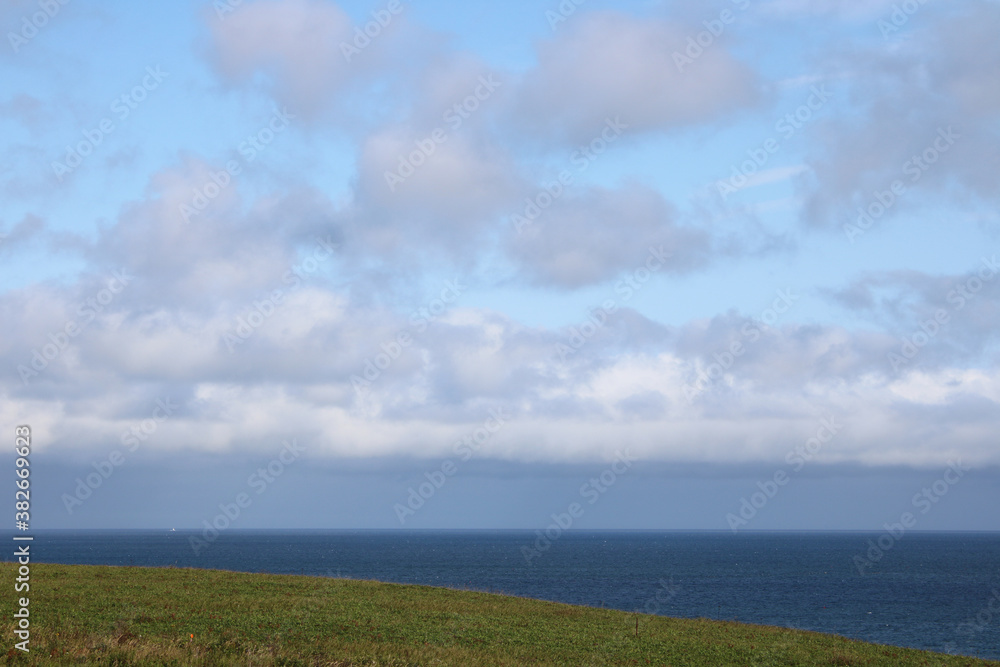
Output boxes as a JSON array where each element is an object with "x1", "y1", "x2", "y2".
[{"x1": 2, "y1": 562, "x2": 997, "y2": 666}]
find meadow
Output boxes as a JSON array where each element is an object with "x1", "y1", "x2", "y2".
[{"x1": 3, "y1": 562, "x2": 998, "y2": 666}]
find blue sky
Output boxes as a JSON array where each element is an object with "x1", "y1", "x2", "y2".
[{"x1": 2, "y1": 0, "x2": 999, "y2": 530}]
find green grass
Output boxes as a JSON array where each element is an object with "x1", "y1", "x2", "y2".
[{"x1": 2, "y1": 562, "x2": 997, "y2": 666}]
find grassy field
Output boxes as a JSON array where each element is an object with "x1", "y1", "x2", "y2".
[{"x1": 2, "y1": 562, "x2": 997, "y2": 666}]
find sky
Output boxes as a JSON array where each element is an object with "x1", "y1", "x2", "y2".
[{"x1": 2, "y1": 0, "x2": 999, "y2": 531}]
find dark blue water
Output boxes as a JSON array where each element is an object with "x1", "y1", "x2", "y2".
[{"x1": 7, "y1": 530, "x2": 999, "y2": 660}]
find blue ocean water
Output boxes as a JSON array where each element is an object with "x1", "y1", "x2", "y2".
[{"x1": 8, "y1": 530, "x2": 999, "y2": 660}]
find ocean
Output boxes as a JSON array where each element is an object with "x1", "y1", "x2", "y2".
[{"x1": 10, "y1": 530, "x2": 999, "y2": 660}]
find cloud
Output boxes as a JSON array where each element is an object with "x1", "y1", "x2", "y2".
[
  {"x1": 824, "y1": 260, "x2": 1000, "y2": 368},
  {"x1": 925, "y1": 2, "x2": 1000, "y2": 118},
  {"x1": 206, "y1": 0, "x2": 357, "y2": 114},
  {"x1": 5, "y1": 253, "x2": 999, "y2": 469},
  {"x1": 352, "y1": 126, "x2": 523, "y2": 262},
  {"x1": 69, "y1": 156, "x2": 343, "y2": 312},
  {"x1": 9, "y1": 154, "x2": 991, "y2": 469},
  {"x1": 0, "y1": 213, "x2": 44, "y2": 252},
  {"x1": 759, "y1": 0, "x2": 901, "y2": 19},
  {"x1": 797, "y1": 1, "x2": 1000, "y2": 229},
  {"x1": 0, "y1": 94, "x2": 45, "y2": 131},
  {"x1": 508, "y1": 11, "x2": 761, "y2": 144},
  {"x1": 4, "y1": 0, "x2": 999, "y2": 482},
  {"x1": 506, "y1": 183, "x2": 711, "y2": 288}
]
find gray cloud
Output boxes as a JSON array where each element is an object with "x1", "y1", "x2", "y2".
[
  {"x1": 506, "y1": 183, "x2": 710, "y2": 288},
  {"x1": 508, "y1": 10, "x2": 762, "y2": 144},
  {"x1": 3, "y1": 0, "x2": 999, "y2": 478},
  {"x1": 798, "y1": 1, "x2": 1000, "y2": 229},
  {"x1": 824, "y1": 260, "x2": 1000, "y2": 369},
  {"x1": 205, "y1": 0, "x2": 406, "y2": 117},
  {"x1": 0, "y1": 213, "x2": 44, "y2": 252}
]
